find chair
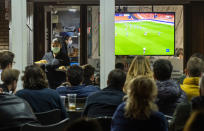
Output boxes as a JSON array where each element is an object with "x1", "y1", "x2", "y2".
[
  {"x1": 21, "y1": 118, "x2": 69, "y2": 131},
  {"x1": 165, "y1": 115, "x2": 173, "y2": 123},
  {"x1": 92, "y1": 116, "x2": 112, "y2": 131},
  {"x1": 35, "y1": 109, "x2": 62, "y2": 125}
]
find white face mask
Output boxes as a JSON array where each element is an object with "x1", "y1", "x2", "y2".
[
  {"x1": 68, "y1": 40, "x2": 72, "y2": 46},
  {"x1": 51, "y1": 47, "x2": 60, "y2": 54}
]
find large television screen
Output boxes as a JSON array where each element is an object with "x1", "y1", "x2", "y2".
[{"x1": 115, "y1": 12, "x2": 175, "y2": 55}]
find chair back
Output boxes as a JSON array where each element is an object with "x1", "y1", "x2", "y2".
[
  {"x1": 165, "y1": 115, "x2": 173, "y2": 124},
  {"x1": 21, "y1": 118, "x2": 69, "y2": 131},
  {"x1": 35, "y1": 109, "x2": 62, "y2": 125},
  {"x1": 93, "y1": 116, "x2": 112, "y2": 131}
]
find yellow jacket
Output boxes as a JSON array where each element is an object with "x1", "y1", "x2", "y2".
[{"x1": 180, "y1": 77, "x2": 200, "y2": 101}]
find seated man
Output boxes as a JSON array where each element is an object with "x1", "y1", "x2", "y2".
[
  {"x1": 181, "y1": 57, "x2": 204, "y2": 101},
  {"x1": 82, "y1": 64, "x2": 97, "y2": 86},
  {"x1": 83, "y1": 69, "x2": 126, "y2": 117},
  {"x1": 0, "y1": 92, "x2": 38, "y2": 130},
  {"x1": 56, "y1": 65, "x2": 100, "y2": 98},
  {"x1": 153, "y1": 59, "x2": 187, "y2": 116}
]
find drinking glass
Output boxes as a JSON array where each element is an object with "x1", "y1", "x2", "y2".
[{"x1": 67, "y1": 94, "x2": 77, "y2": 111}]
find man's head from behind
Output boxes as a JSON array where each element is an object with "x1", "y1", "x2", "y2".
[
  {"x1": 67, "y1": 65, "x2": 83, "y2": 86},
  {"x1": 83, "y1": 64, "x2": 95, "y2": 85},
  {"x1": 153, "y1": 59, "x2": 173, "y2": 81},
  {"x1": 0, "y1": 50, "x2": 15, "y2": 70},
  {"x1": 1, "y1": 68, "x2": 20, "y2": 93},
  {"x1": 115, "y1": 62, "x2": 125, "y2": 71},
  {"x1": 107, "y1": 69, "x2": 126, "y2": 91},
  {"x1": 187, "y1": 57, "x2": 204, "y2": 77}
]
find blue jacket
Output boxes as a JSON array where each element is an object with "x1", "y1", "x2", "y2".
[
  {"x1": 156, "y1": 79, "x2": 187, "y2": 116},
  {"x1": 83, "y1": 87, "x2": 125, "y2": 117},
  {"x1": 16, "y1": 88, "x2": 67, "y2": 119},
  {"x1": 56, "y1": 85, "x2": 100, "y2": 98},
  {"x1": 111, "y1": 102, "x2": 168, "y2": 131}
]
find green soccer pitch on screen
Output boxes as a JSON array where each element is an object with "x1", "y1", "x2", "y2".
[{"x1": 115, "y1": 12, "x2": 175, "y2": 55}]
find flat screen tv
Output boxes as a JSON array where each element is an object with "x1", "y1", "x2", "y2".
[{"x1": 115, "y1": 12, "x2": 175, "y2": 55}]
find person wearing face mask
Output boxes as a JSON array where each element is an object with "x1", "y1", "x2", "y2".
[
  {"x1": 40, "y1": 38, "x2": 70, "y2": 89},
  {"x1": 61, "y1": 33, "x2": 73, "y2": 57},
  {"x1": 42, "y1": 38, "x2": 70, "y2": 69}
]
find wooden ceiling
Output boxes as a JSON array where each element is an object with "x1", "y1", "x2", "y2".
[{"x1": 28, "y1": 0, "x2": 204, "y2": 5}]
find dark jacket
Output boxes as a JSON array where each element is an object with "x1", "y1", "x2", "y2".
[
  {"x1": 169, "y1": 96, "x2": 204, "y2": 131},
  {"x1": 0, "y1": 93, "x2": 38, "y2": 130},
  {"x1": 156, "y1": 79, "x2": 187, "y2": 116},
  {"x1": 61, "y1": 42, "x2": 68, "y2": 56},
  {"x1": 16, "y1": 88, "x2": 67, "y2": 119},
  {"x1": 83, "y1": 87, "x2": 125, "y2": 117},
  {"x1": 111, "y1": 102, "x2": 168, "y2": 131},
  {"x1": 56, "y1": 85, "x2": 100, "y2": 98}
]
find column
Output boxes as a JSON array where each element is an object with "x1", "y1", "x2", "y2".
[
  {"x1": 10, "y1": 0, "x2": 27, "y2": 90},
  {"x1": 100, "y1": 0, "x2": 115, "y2": 88}
]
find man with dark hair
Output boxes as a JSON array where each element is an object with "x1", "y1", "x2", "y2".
[
  {"x1": 115, "y1": 62, "x2": 125, "y2": 71},
  {"x1": 0, "y1": 50, "x2": 15, "y2": 84},
  {"x1": 181, "y1": 57, "x2": 204, "y2": 101},
  {"x1": 153, "y1": 59, "x2": 187, "y2": 116},
  {"x1": 82, "y1": 64, "x2": 95, "y2": 86},
  {"x1": 56, "y1": 65, "x2": 99, "y2": 98},
  {"x1": 83, "y1": 69, "x2": 126, "y2": 117},
  {"x1": 0, "y1": 50, "x2": 14, "y2": 69}
]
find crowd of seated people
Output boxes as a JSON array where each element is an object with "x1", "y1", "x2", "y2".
[
  {"x1": 2, "y1": 46, "x2": 204, "y2": 131},
  {"x1": 0, "y1": 50, "x2": 38, "y2": 131}
]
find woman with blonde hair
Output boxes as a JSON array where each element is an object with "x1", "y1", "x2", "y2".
[
  {"x1": 123, "y1": 56, "x2": 153, "y2": 93},
  {"x1": 111, "y1": 76, "x2": 168, "y2": 131}
]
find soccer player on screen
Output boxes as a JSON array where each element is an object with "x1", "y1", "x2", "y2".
[{"x1": 143, "y1": 48, "x2": 146, "y2": 54}]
